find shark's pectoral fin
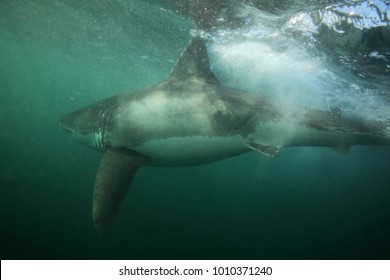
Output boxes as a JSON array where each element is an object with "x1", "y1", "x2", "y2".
[
  {"x1": 249, "y1": 142, "x2": 280, "y2": 158},
  {"x1": 93, "y1": 148, "x2": 146, "y2": 235}
]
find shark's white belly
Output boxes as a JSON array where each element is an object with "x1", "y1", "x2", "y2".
[{"x1": 133, "y1": 135, "x2": 249, "y2": 166}]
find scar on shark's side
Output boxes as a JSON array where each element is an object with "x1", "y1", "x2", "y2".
[{"x1": 60, "y1": 36, "x2": 390, "y2": 234}]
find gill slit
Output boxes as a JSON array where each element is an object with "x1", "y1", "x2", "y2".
[{"x1": 95, "y1": 107, "x2": 117, "y2": 151}]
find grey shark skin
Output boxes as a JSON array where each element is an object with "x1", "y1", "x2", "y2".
[{"x1": 60, "y1": 36, "x2": 390, "y2": 235}]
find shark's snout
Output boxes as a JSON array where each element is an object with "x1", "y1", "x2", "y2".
[
  {"x1": 59, "y1": 106, "x2": 107, "y2": 150},
  {"x1": 59, "y1": 117, "x2": 66, "y2": 129},
  {"x1": 59, "y1": 114, "x2": 75, "y2": 134}
]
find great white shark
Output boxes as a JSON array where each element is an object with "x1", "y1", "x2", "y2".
[{"x1": 60, "y1": 36, "x2": 390, "y2": 234}]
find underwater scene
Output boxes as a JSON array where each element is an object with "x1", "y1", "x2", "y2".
[{"x1": 1, "y1": 0, "x2": 389, "y2": 259}]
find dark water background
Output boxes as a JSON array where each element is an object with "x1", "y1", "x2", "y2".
[{"x1": 1, "y1": 0, "x2": 389, "y2": 259}]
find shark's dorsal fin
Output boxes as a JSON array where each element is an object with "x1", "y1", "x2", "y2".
[{"x1": 168, "y1": 36, "x2": 219, "y2": 84}]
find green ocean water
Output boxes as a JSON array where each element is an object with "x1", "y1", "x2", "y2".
[{"x1": 1, "y1": 0, "x2": 390, "y2": 260}]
